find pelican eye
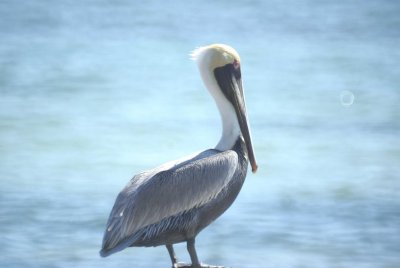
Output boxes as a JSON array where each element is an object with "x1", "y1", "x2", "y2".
[
  {"x1": 233, "y1": 59, "x2": 240, "y2": 69},
  {"x1": 231, "y1": 60, "x2": 241, "y2": 80}
]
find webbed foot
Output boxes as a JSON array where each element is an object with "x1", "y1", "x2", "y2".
[
  {"x1": 174, "y1": 263, "x2": 225, "y2": 268},
  {"x1": 174, "y1": 263, "x2": 189, "y2": 268}
]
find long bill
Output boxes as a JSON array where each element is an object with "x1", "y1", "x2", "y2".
[{"x1": 214, "y1": 64, "x2": 258, "y2": 173}]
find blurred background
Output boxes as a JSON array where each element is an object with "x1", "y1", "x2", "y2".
[{"x1": 0, "y1": 0, "x2": 399, "y2": 267}]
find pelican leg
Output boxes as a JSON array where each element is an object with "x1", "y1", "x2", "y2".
[
  {"x1": 167, "y1": 244, "x2": 178, "y2": 267},
  {"x1": 185, "y1": 238, "x2": 225, "y2": 268},
  {"x1": 167, "y1": 244, "x2": 192, "y2": 268},
  {"x1": 187, "y1": 238, "x2": 200, "y2": 267}
]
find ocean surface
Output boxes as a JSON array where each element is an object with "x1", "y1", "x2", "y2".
[{"x1": 1, "y1": 0, "x2": 399, "y2": 267}]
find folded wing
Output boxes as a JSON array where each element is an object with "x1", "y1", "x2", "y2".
[{"x1": 101, "y1": 149, "x2": 238, "y2": 255}]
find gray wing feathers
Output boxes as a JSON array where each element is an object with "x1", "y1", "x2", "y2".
[{"x1": 101, "y1": 150, "x2": 238, "y2": 252}]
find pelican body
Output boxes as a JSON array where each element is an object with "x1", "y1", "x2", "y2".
[{"x1": 100, "y1": 44, "x2": 258, "y2": 268}]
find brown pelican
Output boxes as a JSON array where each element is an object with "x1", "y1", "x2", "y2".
[{"x1": 100, "y1": 44, "x2": 258, "y2": 268}]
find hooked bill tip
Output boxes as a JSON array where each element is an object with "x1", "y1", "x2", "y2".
[{"x1": 251, "y1": 163, "x2": 258, "y2": 173}]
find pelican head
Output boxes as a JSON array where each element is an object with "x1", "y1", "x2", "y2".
[{"x1": 192, "y1": 44, "x2": 258, "y2": 173}]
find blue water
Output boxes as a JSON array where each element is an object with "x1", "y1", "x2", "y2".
[{"x1": 1, "y1": 0, "x2": 399, "y2": 267}]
